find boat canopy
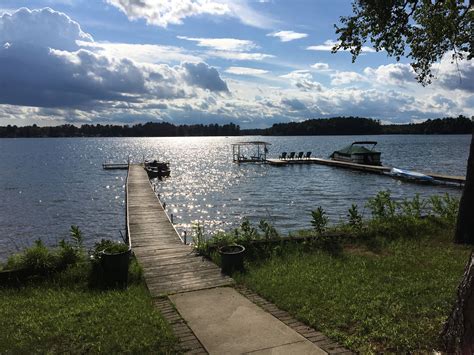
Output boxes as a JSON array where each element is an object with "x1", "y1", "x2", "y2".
[
  {"x1": 332, "y1": 141, "x2": 379, "y2": 156},
  {"x1": 333, "y1": 145, "x2": 379, "y2": 156},
  {"x1": 352, "y1": 141, "x2": 378, "y2": 146}
]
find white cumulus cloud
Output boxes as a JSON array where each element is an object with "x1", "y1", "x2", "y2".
[
  {"x1": 106, "y1": 0, "x2": 276, "y2": 29},
  {"x1": 177, "y1": 35, "x2": 273, "y2": 61},
  {"x1": 311, "y1": 62, "x2": 330, "y2": 71},
  {"x1": 105, "y1": 0, "x2": 230, "y2": 28},
  {"x1": 363, "y1": 63, "x2": 416, "y2": 86},
  {"x1": 225, "y1": 67, "x2": 268, "y2": 75},
  {"x1": 280, "y1": 70, "x2": 322, "y2": 91},
  {"x1": 206, "y1": 50, "x2": 274, "y2": 61},
  {"x1": 307, "y1": 40, "x2": 375, "y2": 53},
  {"x1": 0, "y1": 7, "x2": 229, "y2": 110},
  {"x1": 432, "y1": 53, "x2": 474, "y2": 93},
  {"x1": 268, "y1": 30, "x2": 308, "y2": 42},
  {"x1": 330, "y1": 71, "x2": 366, "y2": 85},
  {"x1": 79, "y1": 41, "x2": 203, "y2": 64},
  {"x1": 177, "y1": 36, "x2": 257, "y2": 52},
  {"x1": 0, "y1": 7, "x2": 92, "y2": 50}
]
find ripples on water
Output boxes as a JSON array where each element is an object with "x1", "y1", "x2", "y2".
[{"x1": 0, "y1": 135, "x2": 469, "y2": 260}]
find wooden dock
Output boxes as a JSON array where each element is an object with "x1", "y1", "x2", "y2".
[
  {"x1": 127, "y1": 164, "x2": 233, "y2": 296},
  {"x1": 103, "y1": 163, "x2": 129, "y2": 170},
  {"x1": 266, "y1": 157, "x2": 391, "y2": 174},
  {"x1": 266, "y1": 157, "x2": 464, "y2": 185},
  {"x1": 422, "y1": 172, "x2": 465, "y2": 185}
]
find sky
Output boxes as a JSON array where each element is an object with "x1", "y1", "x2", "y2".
[{"x1": 0, "y1": 0, "x2": 472, "y2": 128}]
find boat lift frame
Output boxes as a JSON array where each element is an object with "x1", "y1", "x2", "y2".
[{"x1": 232, "y1": 141, "x2": 271, "y2": 163}]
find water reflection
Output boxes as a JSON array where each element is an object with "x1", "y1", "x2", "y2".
[{"x1": 0, "y1": 135, "x2": 469, "y2": 260}]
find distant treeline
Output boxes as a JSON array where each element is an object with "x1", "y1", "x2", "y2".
[
  {"x1": 0, "y1": 122, "x2": 241, "y2": 138},
  {"x1": 242, "y1": 116, "x2": 472, "y2": 135},
  {"x1": 243, "y1": 116, "x2": 382, "y2": 135},
  {"x1": 0, "y1": 116, "x2": 471, "y2": 138},
  {"x1": 382, "y1": 116, "x2": 472, "y2": 134}
]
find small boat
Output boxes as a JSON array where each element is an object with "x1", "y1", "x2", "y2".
[
  {"x1": 330, "y1": 141, "x2": 381, "y2": 166},
  {"x1": 389, "y1": 168, "x2": 434, "y2": 183},
  {"x1": 144, "y1": 159, "x2": 170, "y2": 179}
]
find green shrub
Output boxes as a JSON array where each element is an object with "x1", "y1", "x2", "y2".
[
  {"x1": 57, "y1": 239, "x2": 81, "y2": 268},
  {"x1": 401, "y1": 194, "x2": 426, "y2": 219},
  {"x1": 69, "y1": 225, "x2": 84, "y2": 249},
  {"x1": 366, "y1": 190, "x2": 398, "y2": 220},
  {"x1": 192, "y1": 222, "x2": 208, "y2": 255},
  {"x1": 347, "y1": 204, "x2": 363, "y2": 231},
  {"x1": 311, "y1": 206, "x2": 328, "y2": 234},
  {"x1": 56, "y1": 226, "x2": 85, "y2": 268},
  {"x1": 429, "y1": 193, "x2": 459, "y2": 225},
  {"x1": 4, "y1": 253, "x2": 24, "y2": 270},
  {"x1": 22, "y1": 239, "x2": 58, "y2": 273},
  {"x1": 259, "y1": 219, "x2": 279, "y2": 240},
  {"x1": 240, "y1": 218, "x2": 259, "y2": 242}
]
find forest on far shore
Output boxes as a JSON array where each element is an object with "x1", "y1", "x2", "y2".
[{"x1": 0, "y1": 116, "x2": 471, "y2": 138}]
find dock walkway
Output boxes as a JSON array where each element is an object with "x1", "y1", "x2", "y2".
[{"x1": 127, "y1": 164, "x2": 233, "y2": 295}]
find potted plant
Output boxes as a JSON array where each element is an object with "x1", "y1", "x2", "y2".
[
  {"x1": 93, "y1": 240, "x2": 131, "y2": 288},
  {"x1": 218, "y1": 244, "x2": 245, "y2": 275}
]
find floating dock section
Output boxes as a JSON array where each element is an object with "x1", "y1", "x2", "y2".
[
  {"x1": 103, "y1": 163, "x2": 129, "y2": 170},
  {"x1": 127, "y1": 164, "x2": 233, "y2": 296},
  {"x1": 266, "y1": 157, "x2": 465, "y2": 185},
  {"x1": 267, "y1": 157, "x2": 391, "y2": 173}
]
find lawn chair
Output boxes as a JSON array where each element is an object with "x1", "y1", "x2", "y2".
[
  {"x1": 279, "y1": 152, "x2": 287, "y2": 160},
  {"x1": 297, "y1": 152, "x2": 304, "y2": 159},
  {"x1": 304, "y1": 151, "x2": 311, "y2": 159},
  {"x1": 288, "y1": 152, "x2": 295, "y2": 159}
]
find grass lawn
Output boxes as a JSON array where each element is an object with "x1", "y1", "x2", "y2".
[
  {"x1": 0, "y1": 262, "x2": 177, "y2": 354},
  {"x1": 237, "y1": 234, "x2": 471, "y2": 353}
]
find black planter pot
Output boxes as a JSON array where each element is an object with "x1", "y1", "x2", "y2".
[
  {"x1": 219, "y1": 244, "x2": 245, "y2": 275},
  {"x1": 100, "y1": 248, "x2": 131, "y2": 288}
]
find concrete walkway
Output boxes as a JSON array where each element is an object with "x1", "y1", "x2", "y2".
[{"x1": 170, "y1": 287, "x2": 327, "y2": 354}]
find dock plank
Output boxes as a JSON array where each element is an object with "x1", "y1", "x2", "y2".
[{"x1": 127, "y1": 164, "x2": 233, "y2": 296}]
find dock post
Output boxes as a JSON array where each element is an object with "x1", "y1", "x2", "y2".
[
  {"x1": 183, "y1": 230, "x2": 187, "y2": 244},
  {"x1": 170, "y1": 213, "x2": 174, "y2": 224}
]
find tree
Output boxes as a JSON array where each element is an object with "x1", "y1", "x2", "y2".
[
  {"x1": 334, "y1": 0, "x2": 471, "y2": 84},
  {"x1": 333, "y1": 0, "x2": 473, "y2": 352}
]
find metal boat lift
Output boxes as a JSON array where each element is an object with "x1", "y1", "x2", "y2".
[{"x1": 232, "y1": 141, "x2": 271, "y2": 163}]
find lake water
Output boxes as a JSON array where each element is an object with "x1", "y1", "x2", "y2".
[{"x1": 0, "y1": 135, "x2": 470, "y2": 261}]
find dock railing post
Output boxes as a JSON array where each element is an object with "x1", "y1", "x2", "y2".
[
  {"x1": 183, "y1": 230, "x2": 187, "y2": 244},
  {"x1": 170, "y1": 213, "x2": 174, "y2": 224}
]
